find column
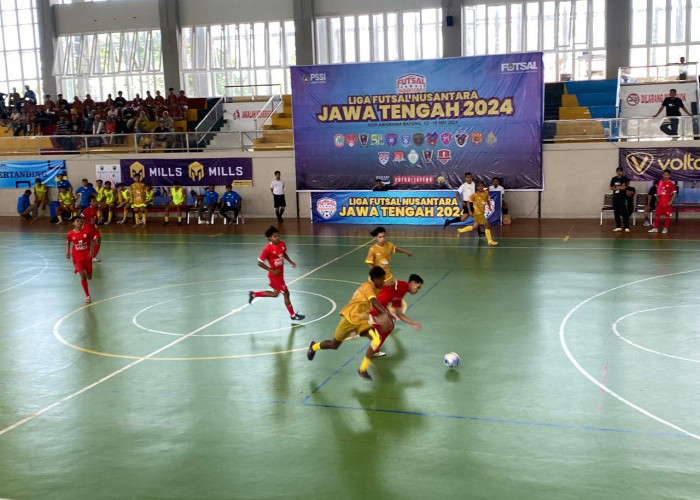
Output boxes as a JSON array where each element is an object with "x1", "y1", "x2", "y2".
[
  {"x1": 442, "y1": 0, "x2": 462, "y2": 58},
  {"x1": 293, "y1": 0, "x2": 315, "y2": 66},
  {"x1": 605, "y1": 0, "x2": 631, "y2": 79},
  {"x1": 37, "y1": 0, "x2": 57, "y2": 97},
  {"x1": 158, "y1": 0, "x2": 181, "y2": 90}
]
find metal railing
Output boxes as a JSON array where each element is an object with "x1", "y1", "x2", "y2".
[
  {"x1": 618, "y1": 63, "x2": 698, "y2": 85},
  {"x1": 193, "y1": 97, "x2": 224, "y2": 147},
  {"x1": 544, "y1": 115, "x2": 700, "y2": 143},
  {"x1": 223, "y1": 84, "x2": 282, "y2": 101}
]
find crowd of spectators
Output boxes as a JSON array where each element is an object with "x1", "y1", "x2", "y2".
[{"x1": 1, "y1": 85, "x2": 189, "y2": 150}]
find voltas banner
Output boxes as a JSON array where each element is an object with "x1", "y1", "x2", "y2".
[
  {"x1": 119, "y1": 158, "x2": 253, "y2": 186},
  {"x1": 0, "y1": 160, "x2": 64, "y2": 189},
  {"x1": 311, "y1": 190, "x2": 501, "y2": 226},
  {"x1": 291, "y1": 54, "x2": 543, "y2": 191},
  {"x1": 620, "y1": 147, "x2": 700, "y2": 181}
]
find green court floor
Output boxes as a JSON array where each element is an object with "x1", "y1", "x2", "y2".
[{"x1": 1, "y1": 230, "x2": 700, "y2": 499}]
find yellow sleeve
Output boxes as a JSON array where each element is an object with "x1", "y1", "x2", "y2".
[
  {"x1": 388, "y1": 242, "x2": 396, "y2": 254},
  {"x1": 365, "y1": 246, "x2": 375, "y2": 265},
  {"x1": 468, "y1": 193, "x2": 476, "y2": 203}
]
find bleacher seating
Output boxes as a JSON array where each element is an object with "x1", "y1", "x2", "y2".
[{"x1": 252, "y1": 94, "x2": 293, "y2": 151}]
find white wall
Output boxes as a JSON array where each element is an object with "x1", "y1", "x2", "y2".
[
  {"x1": 54, "y1": 0, "x2": 159, "y2": 35},
  {"x1": 179, "y1": 0, "x2": 294, "y2": 26}
]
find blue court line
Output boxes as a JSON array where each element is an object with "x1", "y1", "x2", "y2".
[{"x1": 302, "y1": 269, "x2": 453, "y2": 403}]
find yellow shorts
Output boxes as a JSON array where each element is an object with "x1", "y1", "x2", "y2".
[
  {"x1": 474, "y1": 213, "x2": 487, "y2": 225},
  {"x1": 333, "y1": 315, "x2": 372, "y2": 342},
  {"x1": 132, "y1": 203, "x2": 146, "y2": 209}
]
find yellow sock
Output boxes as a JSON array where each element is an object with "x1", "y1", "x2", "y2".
[
  {"x1": 486, "y1": 229, "x2": 498, "y2": 245},
  {"x1": 57, "y1": 214, "x2": 63, "y2": 222},
  {"x1": 164, "y1": 215, "x2": 169, "y2": 222},
  {"x1": 312, "y1": 342, "x2": 321, "y2": 352},
  {"x1": 360, "y1": 356, "x2": 372, "y2": 372},
  {"x1": 97, "y1": 210, "x2": 102, "y2": 219},
  {"x1": 177, "y1": 215, "x2": 182, "y2": 222},
  {"x1": 458, "y1": 225, "x2": 473, "y2": 233},
  {"x1": 108, "y1": 211, "x2": 113, "y2": 222},
  {"x1": 142, "y1": 213, "x2": 147, "y2": 224}
]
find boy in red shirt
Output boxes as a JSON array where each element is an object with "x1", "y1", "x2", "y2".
[
  {"x1": 648, "y1": 170, "x2": 677, "y2": 234},
  {"x1": 81, "y1": 196, "x2": 102, "y2": 262},
  {"x1": 370, "y1": 274, "x2": 423, "y2": 357},
  {"x1": 249, "y1": 226, "x2": 305, "y2": 321},
  {"x1": 66, "y1": 218, "x2": 97, "y2": 303}
]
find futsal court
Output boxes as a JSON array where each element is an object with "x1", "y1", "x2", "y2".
[{"x1": 1, "y1": 218, "x2": 699, "y2": 499}]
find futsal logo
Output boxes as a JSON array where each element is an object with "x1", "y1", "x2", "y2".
[
  {"x1": 455, "y1": 133, "x2": 468, "y2": 147},
  {"x1": 345, "y1": 133, "x2": 357, "y2": 147},
  {"x1": 129, "y1": 161, "x2": 145, "y2": 180},
  {"x1": 426, "y1": 132, "x2": 438, "y2": 146},
  {"x1": 386, "y1": 134, "x2": 397, "y2": 146},
  {"x1": 484, "y1": 198, "x2": 496, "y2": 218},
  {"x1": 378, "y1": 152, "x2": 390, "y2": 165},
  {"x1": 188, "y1": 161, "x2": 204, "y2": 182},
  {"x1": 408, "y1": 150, "x2": 419, "y2": 164},
  {"x1": 396, "y1": 74, "x2": 427, "y2": 94},
  {"x1": 440, "y1": 133, "x2": 452, "y2": 146},
  {"x1": 401, "y1": 135, "x2": 411, "y2": 147},
  {"x1": 413, "y1": 133, "x2": 425, "y2": 147},
  {"x1": 359, "y1": 134, "x2": 369, "y2": 147},
  {"x1": 486, "y1": 132, "x2": 497, "y2": 145},
  {"x1": 316, "y1": 197, "x2": 337, "y2": 220},
  {"x1": 422, "y1": 150, "x2": 433, "y2": 162},
  {"x1": 334, "y1": 134, "x2": 345, "y2": 147},
  {"x1": 470, "y1": 132, "x2": 484, "y2": 146},
  {"x1": 437, "y1": 149, "x2": 451, "y2": 165}
]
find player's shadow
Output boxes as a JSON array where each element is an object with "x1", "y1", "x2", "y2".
[{"x1": 271, "y1": 326, "x2": 297, "y2": 419}]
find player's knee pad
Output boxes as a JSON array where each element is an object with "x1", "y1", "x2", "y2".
[{"x1": 368, "y1": 328, "x2": 381, "y2": 350}]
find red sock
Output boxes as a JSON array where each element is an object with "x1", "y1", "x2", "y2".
[
  {"x1": 92, "y1": 242, "x2": 101, "y2": 258},
  {"x1": 253, "y1": 291, "x2": 266, "y2": 298},
  {"x1": 653, "y1": 216, "x2": 660, "y2": 228},
  {"x1": 286, "y1": 304, "x2": 294, "y2": 315},
  {"x1": 81, "y1": 278, "x2": 90, "y2": 297},
  {"x1": 664, "y1": 216, "x2": 671, "y2": 229}
]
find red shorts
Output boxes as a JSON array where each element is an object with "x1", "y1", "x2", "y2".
[
  {"x1": 370, "y1": 307, "x2": 395, "y2": 336},
  {"x1": 656, "y1": 204, "x2": 672, "y2": 217},
  {"x1": 73, "y1": 255, "x2": 93, "y2": 274},
  {"x1": 86, "y1": 224, "x2": 100, "y2": 239},
  {"x1": 268, "y1": 275, "x2": 288, "y2": 293}
]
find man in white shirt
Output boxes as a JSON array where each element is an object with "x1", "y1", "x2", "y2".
[
  {"x1": 444, "y1": 172, "x2": 476, "y2": 229},
  {"x1": 489, "y1": 177, "x2": 508, "y2": 215},
  {"x1": 270, "y1": 170, "x2": 286, "y2": 223}
]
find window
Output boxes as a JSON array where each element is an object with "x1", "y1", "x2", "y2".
[
  {"x1": 180, "y1": 20, "x2": 295, "y2": 97},
  {"x1": 0, "y1": 0, "x2": 41, "y2": 99}
]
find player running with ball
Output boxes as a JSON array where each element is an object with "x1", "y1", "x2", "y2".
[{"x1": 66, "y1": 218, "x2": 98, "y2": 303}]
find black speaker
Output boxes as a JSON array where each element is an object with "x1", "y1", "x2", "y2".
[{"x1": 446, "y1": 15, "x2": 454, "y2": 26}]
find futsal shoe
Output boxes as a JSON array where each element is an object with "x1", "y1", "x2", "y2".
[
  {"x1": 625, "y1": 228, "x2": 630, "y2": 233},
  {"x1": 662, "y1": 228, "x2": 668, "y2": 234},
  {"x1": 92, "y1": 257, "x2": 101, "y2": 262},
  {"x1": 357, "y1": 369, "x2": 373, "y2": 381},
  {"x1": 248, "y1": 291, "x2": 254, "y2": 304},
  {"x1": 488, "y1": 241, "x2": 499, "y2": 246},
  {"x1": 613, "y1": 227, "x2": 622, "y2": 232},
  {"x1": 307, "y1": 341, "x2": 316, "y2": 361},
  {"x1": 291, "y1": 313, "x2": 305, "y2": 321},
  {"x1": 373, "y1": 351, "x2": 387, "y2": 358},
  {"x1": 85, "y1": 296, "x2": 91, "y2": 303},
  {"x1": 648, "y1": 228, "x2": 658, "y2": 233}
]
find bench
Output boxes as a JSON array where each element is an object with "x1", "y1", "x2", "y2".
[{"x1": 674, "y1": 203, "x2": 700, "y2": 221}]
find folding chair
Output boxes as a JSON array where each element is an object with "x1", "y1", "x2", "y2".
[
  {"x1": 632, "y1": 193, "x2": 648, "y2": 226},
  {"x1": 600, "y1": 193, "x2": 614, "y2": 225}
]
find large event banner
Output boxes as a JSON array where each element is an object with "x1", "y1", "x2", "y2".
[
  {"x1": 618, "y1": 82, "x2": 697, "y2": 118},
  {"x1": 119, "y1": 158, "x2": 253, "y2": 186},
  {"x1": 620, "y1": 147, "x2": 700, "y2": 181},
  {"x1": 311, "y1": 190, "x2": 501, "y2": 226},
  {"x1": 0, "y1": 160, "x2": 65, "y2": 189},
  {"x1": 291, "y1": 54, "x2": 543, "y2": 191}
]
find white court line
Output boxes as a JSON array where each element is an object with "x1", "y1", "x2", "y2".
[
  {"x1": 0, "y1": 246, "x2": 48, "y2": 294},
  {"x1": 0, "y1": 239, "x2": 371, "y2": 437},
  {"x1": 559, "y1": 268, "x2": 700, "y2": 440}
]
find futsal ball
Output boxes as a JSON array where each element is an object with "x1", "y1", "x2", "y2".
[{"x1": 443, "y1": 352, "x2": 460, "y2": 368}]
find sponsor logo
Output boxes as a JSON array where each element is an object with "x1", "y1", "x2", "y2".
[
  {"x1": 440, "y1": 132, "x2": 452, "y2": 146},
  {"x1": 426, "y1": 132, "x2": 438, "y2": 146},
  {"x1": 500, "y1": 61, "x2": 538, "y2": 72},
  {"x1": 408, "y1": 149, "x2": 419, "y2": 164},
  {"x1": 302, "y1": 74, "x2": 310, "y2": 83},
  {"x1": 386, "y1": 133, "x2": 397, "y2": 146},
  {"x1": 486, "y1": 132, "x2": 497, "y2": 145},
  {"x1": 437, "y1": 175, "x2": 445, "y2": 184},
  {"x1": 392, "y1": 175, "x2": 436, "y2": 185},
  {"x1": 345, "y1": 133, "x2": 357, "y2": 147},
  {"x1": 334, "y1": 134, "x2": 345, "y2": 147},
  {"x1": 413, "y1": 133, "x2": 425, "y2": 147},
  {"x1": 484, "y1": 198, "x2": 496, "y2": 218},
  {"x1": 359, "y1": 134, "x2": 369, "y2": 147},
  {"x1": 393, "y1": 151, "x2": 405, "y2": 162},
  {"x1": 437, "y1": 149, "x2": 452, "y2": 165},
  {"x1": 371, "y1": 134, "x2": 385, "y2": 146},
  {"x1": 378, "y1": 152, "x2": 390, "y2": 165},
  {"x1": 626, "y1": 93, "x2": 640, "y2": 106},
  {"x1": 401, "y1": 135, "x2": 411, "y2": 147},
  {"x1": 309, "y1": 73, "x2": 326, "y2": 82},
  {"x1": 422, "y1": 150, "x2": 433, "y2": 162},
  {"x1": 188, "y1": 161, "x2": 204, "y2": 182},
  {"x1": 396, "y1": 74, "x2": 427, "y2": 94},
  {"x1": 316, "y1": 197, "x2": 337, "y2": 220},
  {"x1": 129, "y1": 161, "x2": 145, "y2": 179},
  {"x1": 470, "y1": 132, "x2": 484, "y2": 146},
  {"x1": 455, "y1": 133, "x2": 468, "y2": 147},
  {"x1": 625, "y1": 152, "x2": 654, "y2": 175}
]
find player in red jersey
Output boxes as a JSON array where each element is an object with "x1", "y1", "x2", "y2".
[
  {"x1": 370, "y1": 274, "x2": 423, "y2": 357},
  {"x1": 80, "y1": 195, "x2": 102, "y2": 262},
  {"x1": 249, "y1": 226, "x2": 305, "y2": 321},
  {"x1": 66, "y1": 218, "x2": 97, "y2": 303},
  {"x1": 648, "y1": 170, "x2": 677, "y2": 234}
]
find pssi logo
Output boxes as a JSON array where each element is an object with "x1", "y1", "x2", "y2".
[
  {"x1": 500, "y1": 61, "x2": 538, "y2": 72},
  {"x1": 396, "y1": 74, "x2": 427, "y2": 94},
  {"x1": 309, "y1": 73, "x2": 326, "y2": 82},
  {"x1": 316, "y1": 197, "x2": 337, "y2": 220}
]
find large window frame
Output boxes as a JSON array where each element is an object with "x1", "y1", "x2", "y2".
[{"x1": 0, "y1": 0, "x2": 42, "y2": 100}]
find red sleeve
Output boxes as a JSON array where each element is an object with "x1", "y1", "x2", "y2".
[
  {"x1": 391, "y1": 281, "x2": 409, "y2": 308},
  {"x1": 258, "y1": 245, "x2": 269, "y2": 263}
]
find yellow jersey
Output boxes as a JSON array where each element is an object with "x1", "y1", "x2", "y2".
[
  {"x1": 131, "y1": 182, "x2": 146, "y2": 205},
  {"x1": 365, "y1": 242, "x2": 395, "y2": 276},
  {"x1": 59, "y1": 191, "x2": 73, "y2": 206},
  {"x1": 340, "y1": 279, "x2": 381, "y2": 324},
  {"x1": 118, "y1": 189, "x2": 131, "y2": 204},
  {"x1": 468, "y1": 191, "x2": 491, "y2": 216},
  {"x1": 171, "y1": 187, "x2": 184, "y2": 205},
  {"x1": 146, "y1": 189, "x2": 154, "y2": 203},
  {"x1": 35, "y1": 184, "x2": 47, "y2": 200},
  {"x1": 95, "y1": 186, "x2": 105, "y2": 201},
  {"x1": 103, "y1": 188, "x2": 116, "y2": 204}
]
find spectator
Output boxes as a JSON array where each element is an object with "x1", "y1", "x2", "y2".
[
  {"x1": 104, "y1": 93, "x2": 114, "y2": 108},
  {"x1": 8, "y1": 87, "x2": 20, "y2": 111},
  {"x1": 114, "y1": 114, "x2": 128, "y2": 144},
  {"x1": 56, "y1": 94, "x2": 69, "y2": 114},
  {"x1": 489, "y1": 177, "x2": 508, "y2": 214},
  {"x1": 167, "y1": 87, "x2": 177, "y2": 105},
  {"x1": 144, "y1": 90, "x2": 154, "y2": 107},
  {"x1": 83, "y1": 104, "x2": 94, "y2": 134},
  {"x1": 643, "y1": 179, "x2": 659, "y2": 227},
  {"x1": 23, "y1": 85, "x2": 36, "y2": 105},
  {"x1": 678, "y1": 57, "x2": 688, "y2": 80},
  {"x1": 90, "y1": 114, "x2": 105, "y2": 146},
  {"x1": 68, "y1": 114, "x2": 83, "y2": 149},
  {"x1": 160, "y1": 110, "x2": 173, "y2": 131},
  {"x1": 134, "y1": 110, "x2": 151, "y2": 147},
  {"x1": 132, "y1": 93, "x2": 143, "y2": 108},
  {"x1": 151, "y1": 119, "x2": 169, "y2": 150},
  {"x1": 220, "y1": 184, "x2": 242, "y2": 224},
  {"x1": 114, "y1": 90, "x2": 127, "y2": 108},
  {"x1": 43, "y1": 94, "x2": 55, "y2": 113},
  {"x1": 154, "y1": 90, "x2": 165, "y2": 106},
  {"x1": 0, "y1": 91, "x2": 7, "y2": 118},
  {"x1": 75, "y1": 178, "x2": 97, "y2": 213},
  {"x1": 167, "y1": 100, "x2": 182, "y2": 120},
  {"x1": 372, "y1": 178, "x2": 388, "y2": 191},
  {"x1": 17, "y1": 189, "x2": 34, "y2": 220},
  {"x1": 83, "y1": 94, "x2": 95, "y2": 109},
  {"x1": 270, "y1": 170, "x2": 286, "y2": 222},
  {"x1": 106, "y1": 104, "x2": 118, "y2": 119},
  {"x1": 72, "y1": 96, "x2": 83, "y2": 117},
  {"x1": 653, "y1": 88, "x2": 692, "y2": 138},
  {"x1": 177, "y1": 90, "x2": 188, "y2": 111},
  {"x1": 197, "y1": 185, "x2": 219, "y2": 224},
  {"x1": 625, "y1": 186, "x2": 636, "y2": 219},
  {"x1": 14, "y1": 107, "x2": 28, "y2": 136},
  {"x1": 610, "y1": 167, "x2": 631, "y2": 232},
  {"x1": 104, "y1": 115, "x2": 116, "y2": 144},
  {"x1": 122, "y1": 106, "x2": 135, "y2": 131},
  {"x1": 5, "y1": 108, "x2": 20, "y2": 134}
]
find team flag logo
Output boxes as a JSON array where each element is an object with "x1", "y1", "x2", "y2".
[
  {"x1": 345, "y1": 133, "x2": 358, "y2": 147},
  {"x1": 426, "y1": 132, "x2": 438, "y2": 146},
  {"x1": 378, "y1": 152, "x2": 390, "y2": 165},
  {"x1": 455, "y1": 133, "x2": 468, "y2": 147},
  {"x1": 422, "y1": 150, "x2": 433, "y2": 162},
  {"x1": 359, "y1": 134, "x2": 369, "y2": 147},
  {"x1": 437, "y1": 149, "x2": 452, "y2": 165},
  {"x1": 486, "y1": 132, "x2": 498, "y2": 145},
  {"x1": 371, "y1": 134, "x2": 385, "y2": 146},
  {"x1": 401, "y1": 135, "x2": 411, "y2": 146},
  {"x1": 393, "y1": 151, "x2": 405, "y2": 162},
  {"x1": 386, "y1": 133, "x2": 397, "y2": 146},
  {"x1": 470, "y1": 132, "x2": 484, "y2": 146},
  {"x1": 412, "y1": 133, "x2": 425, "y2": 146},
  {"x1": 316, "y1": 197, "x2": 337, "y2": 220},
  {"x1": 334, "y1": 134, "x2": 345, "y2": 147},
  {"x1": 408, "y1": 149, "x2": 419, "y2": 164},
  {"x1": 440, "y1": 133, "x2": 452, "y2": 146}
]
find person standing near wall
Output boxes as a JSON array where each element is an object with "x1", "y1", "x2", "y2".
[
  {"x1": 270, "y1": 171, "x2": 286, "y2": 223},
  {"x1": 653, "y1": 88, "x2": 692, "y2": 138},
  {"x1": 610, "y1": 167, "x2": 631, "y2": 233}
]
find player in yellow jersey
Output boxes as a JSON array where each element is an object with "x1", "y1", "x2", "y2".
[
  {"x1": 365, "y1": 226, "x2": 412, "y2": 287},
  {"x1": 130, "y1": 173, "x2": 147, "y2": 227},
  {"x1": 115, "y1": 183, "x2": 132, "y2": 224},
  {"x1": 101, "y1": 181, "x2": 116, "y2": 225},
  {"x1": 457, "y1": 180, "x2": 499, "y2": 246},
  {"x1": 94, "y1": 179, "x2": 105, "y2": 223},
  {"x1": 163, "y1": 181, "x2": 185, "y2": 226},
  {"x1": 33, "y1": 178, "x2": 48, "y2": 219},
  {"x1": 55, "y1": 185, "x2": 74, "y2": 224},
  {"x1": 307, "y1": 266, "x2": 395, "y2": 380}
]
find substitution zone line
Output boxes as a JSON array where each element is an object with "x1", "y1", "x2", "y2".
[{"x1": 0, "y1": 240, "x2": 372, "y2": 437}]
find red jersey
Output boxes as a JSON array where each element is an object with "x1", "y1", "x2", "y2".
[
  {"x1": 656, "y1": 179, "x2": 677, "y2": 206},
  {"x1": 67, "y1": 227, "x2": 95, "y2": 259},
  {"x1": 258, "y1": 241, "x2": 287, "y2": 278},
  {"x1": 81, "y1": 206, "x2": 98, "y2": 225},
  {"x1": 377, "y1": 281, "x2": 410, "y2": 309}
]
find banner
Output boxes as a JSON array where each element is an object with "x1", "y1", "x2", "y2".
[
  {"x1": 311, "y1": 190, "x2": 501, "y2": 225},
  {"x1": 119, "y1": 158, "x2": 253, "y2": 186},
  {"x1": 0, "y1": 160, "x2": 65, "y2": 189},
  {"x1": 618, "y1": 82, "x2": 697, "y2": 118},
  {"x1": 291, "y1": 54, "x2": 543, "y2": 191},
  {"x1": 620, "y1": 147, "x2": 700, "y2": 181}
]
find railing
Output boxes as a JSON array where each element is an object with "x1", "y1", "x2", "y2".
[
  {"x1": 543, "y1": 115, "x2": 700, "y2": 143},
  {"x1": 618, "y1": 63, "x2": 698, "y2": 85},
  {"x1": 193, "y1": 97, "x2": 224, "y2": 147},
  {"x1": 223, "y1": 84, "x2": 282, "y2": 101},
  {"x1": 254, "y1": 94, "x2": 283, "y2": 131}
]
